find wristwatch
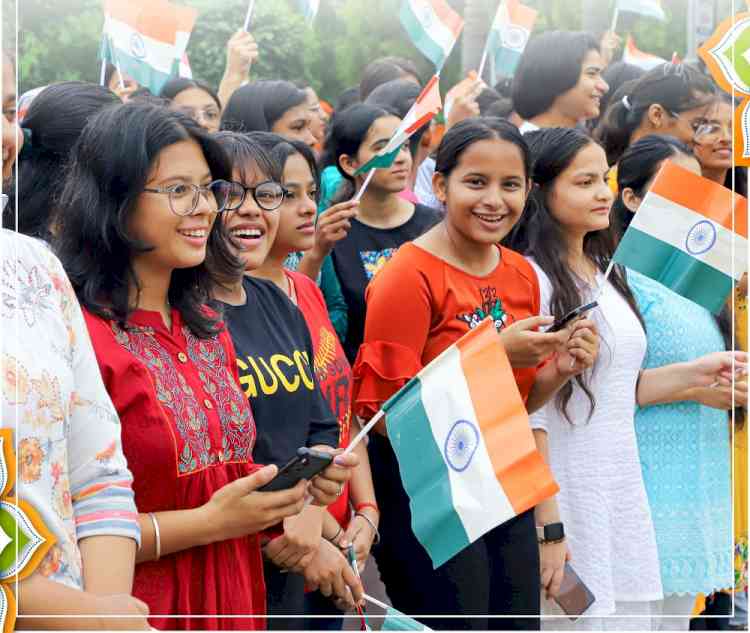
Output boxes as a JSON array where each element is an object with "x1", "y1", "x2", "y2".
[{"x1": 536, "y1": 522, "x2": 565, "y2": 544}]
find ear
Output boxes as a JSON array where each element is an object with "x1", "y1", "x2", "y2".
[
  {"x1": 646, "y1": 104, "x2": 667, "y2": 129},
  {"x1": 338, "y1": 154, "x2": 359, "y2": 178},
  {"x1": 621, "y1": 187, "x2": 641, "y2": 213},
  {"x1": 432, "y1": 171, "x2": 448, "y2": 204}
]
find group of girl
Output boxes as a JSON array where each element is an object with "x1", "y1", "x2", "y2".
[{"x1": 1, "y1": 22, "x2": 747, "y2": 633}]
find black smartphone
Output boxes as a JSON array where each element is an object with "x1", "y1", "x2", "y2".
[
  {"x1": 257, "y1": 447, "x2": 333, "y2": 492},
  {"x1": 547, "y1": 301, "x2": 599, "y2": 333},
  {"x1": 553, "y1": 563, "x2": 596, "y2": 621}
]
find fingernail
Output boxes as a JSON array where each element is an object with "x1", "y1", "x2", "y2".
[{"x1": 334, "y1": 456, "x2": 348, "y2": 465}]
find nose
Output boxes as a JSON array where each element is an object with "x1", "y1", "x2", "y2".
[
  {"x1": 597, "y1": 77, "x2": 609, "y2": 95},
  {"x1": 482, "y1": 182, "x2": 505, "y2": 209},
  {"x1": 596, "y1": 180, "x2": 614, "y2": 203},
  {"x1": 303, "y1": 128, "x2": 316, "y2": 148},
  {"x1": 194, "y1": 111, "x2": 209, "y2": 130}
]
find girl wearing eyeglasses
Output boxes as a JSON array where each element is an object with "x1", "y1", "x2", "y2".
[
  {"x1": 212, "y1": 131, "x2": 363, "y2": 630},
  {"x1": 54, "y1": 103, "x2": 354, "y2": 629}
]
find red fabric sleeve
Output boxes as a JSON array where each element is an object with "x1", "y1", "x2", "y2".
[{"x1": 352, "y1": 246, "x2": 433, "y2": 420}]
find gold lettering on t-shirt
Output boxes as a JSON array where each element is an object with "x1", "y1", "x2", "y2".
[
  {"x1": 236, "y1": 358, "x2": 258, "y2": 398},
  {"x1": 247, "y1": 357, "x2": 279, "y2": 395},
  {"x1": 270, "y1": 354, "x2": 301, "y2": 392},
  {"x1": 293, "y1": 350, "x2": 315, "y2": 390}
]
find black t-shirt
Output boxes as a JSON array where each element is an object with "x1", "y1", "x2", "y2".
[
  {"x1": 222, "y1": 276, "x2": 338, "y2": 466},
  {"x1": 332, "y1": 203, "x2": 440, "y2": 363}
]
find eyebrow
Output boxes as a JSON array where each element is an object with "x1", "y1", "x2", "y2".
[{"x1": 158, "y1": 172, "x2": 213, "y2": 184}]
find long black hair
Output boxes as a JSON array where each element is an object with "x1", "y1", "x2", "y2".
[
  {"x1": 365, "y1": 78, "x2": 425, "y2": 155},
  {"x1": 359, "y1": 56, "x2": 421, "y2": 100},
  {"x1": 3, "y1": 81, "x2": 118, "y2": 239},
  {"x1": 55, "y1": 102, "x2": 242, "y2": 338},
  {"x1": 594, "y1": 63, "x2": 716, "y2": 165},
  {"x1": 505, "y1": 127, "x2": 645, "y2": 423},
  {"x1": 512, "y1": 30, "x2": 601, "y2": 121},
  {"x1": 321, "y1": 102, "x2": 398, "y2": 202},
  {"x1": 220, "y1": 80, "x2": 307, "y2": 133},
  {"x1": 615, "y1": 133, "x2": 733, "y2": 351}
]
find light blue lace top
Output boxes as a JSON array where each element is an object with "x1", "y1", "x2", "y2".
[{"x1": 630, "y1": 269, "x2": 733, "y2": 596}]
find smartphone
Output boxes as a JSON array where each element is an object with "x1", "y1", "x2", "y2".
[
  {"x1": 257, "y1": 447, "x2": 333, "y2": 492},
  {"x1": 552, "y1": 563, "x2": 595, "y2": 620},
  {"x1": 547, "y1": 301, "x2": 599, "y2": 333}
]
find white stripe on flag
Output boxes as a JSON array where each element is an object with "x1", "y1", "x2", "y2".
[
  {"x1": 631, "y1": 192, "x2": 749, "y2": 280},
  {"x1": 419, "y1": 345, "x2": 515, "y2": 542},
  {"x1": 105, "y1": 16, "x2": 177, "y2": 74},
  {"x1": 406, "y1": 0, "x2": 459, "y2": 58}
]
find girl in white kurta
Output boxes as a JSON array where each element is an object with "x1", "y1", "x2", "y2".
[{"x1": 506, "y1": 128, "x2": 745, "y2": 630}]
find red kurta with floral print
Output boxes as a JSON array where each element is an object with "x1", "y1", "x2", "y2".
[{"x1": 83, "y1": 307, "x2": 265, "y2": 630}]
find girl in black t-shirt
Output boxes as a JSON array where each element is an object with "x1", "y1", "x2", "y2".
[{"x1": 326, "y1": 103, "x2": 440, "y2": 363}]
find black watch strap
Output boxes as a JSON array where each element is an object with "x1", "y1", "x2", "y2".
[{"x1": 536, "y1": 522, "x2": 565, "y2": 543}]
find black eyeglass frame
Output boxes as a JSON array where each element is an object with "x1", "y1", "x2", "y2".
[
  {"x1": 225, "y1": 179, "x2": 289, "y2": 212},
  {"x1": 142, "y1": 179, "x2": 234, "y2": 216}
]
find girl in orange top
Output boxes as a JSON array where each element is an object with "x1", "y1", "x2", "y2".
[{"x1": 352, "y1": 118, "x2": 599, "y2": 630}]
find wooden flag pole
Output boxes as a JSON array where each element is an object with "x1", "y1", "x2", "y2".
[
  {"x1": 610, "y1": 7, "x2": 620, "y2": 33},
  {"x1": 243, "y1": 0, "x2": 256, "y2": 31},
  {"x1": 342, "y1": 409, "x2": 385, "y2": 456}
]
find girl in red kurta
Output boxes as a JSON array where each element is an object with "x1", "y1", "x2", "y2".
[{"x1": 54, "y1": 103, "x2": 312, "y2": 629}]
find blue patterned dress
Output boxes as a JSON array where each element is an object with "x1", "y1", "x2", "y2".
[{"x1": 630, "y1": 269, "x2": 733, "y2": 596}]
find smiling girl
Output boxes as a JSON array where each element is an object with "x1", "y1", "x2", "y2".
[{"x1": 353, "y1": 118, "x2": 600, "y2": 629}]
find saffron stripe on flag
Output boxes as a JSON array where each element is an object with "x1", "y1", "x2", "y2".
[
  {"x1": 104, "y1": 0, "x2": 176, "y2": 44},
  {"x1": 648, "y1": 161, "x2": 748, "y2": 237},
  {"x1": 457, "y1": 322, "x2": 558, "y2": 515},
  {"x1": 615, "y1": 227, "x2": 737, "y2": 314},
  {"x1": 105, "y1": 16, "x2": 180, "y2": 74},
  {"x1": 385, "y1": 377, "x2": 471, "y2": 568}
]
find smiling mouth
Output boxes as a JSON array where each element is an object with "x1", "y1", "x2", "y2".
[
  {"x1": 178, "y1": 229, "x2": 208, "y2": 238},
  {"x1": 231, "y1": 228, "x2": 263, "y2": 239},
  {"x1": 472, "y1": 211, "x2": 508, "y2": 224}
]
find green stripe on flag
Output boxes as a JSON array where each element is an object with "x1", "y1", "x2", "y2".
[
  {"x1": 384, "y1": 377, "x2": 470, "y2": 568},
  {"x1": 614, "y1": 226, "x2": 735, "y2": 314},
  {"x1": 381, "y1": 607, "x2": 430, "y2": 630},
  {"x1": 354, "y1": 145, "x2": 402, "y2": 176},
  {"x1": 101, "y1": 42, "x2": 175, "y2": 96},
  {"x1": 399, "y1": 1, "x2": 449, "y2": 70}
]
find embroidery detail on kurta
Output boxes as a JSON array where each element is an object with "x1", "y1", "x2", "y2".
[
  {"x1": 183, "y1": 327, "x2": 256, "y2": 463},
  {"x1": 110, "y1": 323, "x2": 211, "y2": 474}
]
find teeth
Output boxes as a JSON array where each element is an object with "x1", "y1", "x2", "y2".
[
  {"x1": 180, "y1": 229, "x2": 207, "y2": 238},
  {"x1": 474, "y1": 213, "x2": 506, "y2": 223},
  {"x1": 231, "y1": 229, "x2": 262, "y2": 238}
]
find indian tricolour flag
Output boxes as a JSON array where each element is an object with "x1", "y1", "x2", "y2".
[
  {"x1": 485, "y1": 0, "x2": 538, "y2": 78},
  {"x1": 400, "y1": 0, "x2": 464, "y2": 71},
  {"x1": 384, "y1": 318, "x2": 559, "y2": 568},
  {"x1": 100, "y1": 0, "x2": 197, "y2": 95},
  {"x1": 613, "y1": 161, "x2": 749, "y2": 314},
  {"x1": 616, "y1": 0, "x2": 666, "y2": 21},
  {"x1": 355, "y1": 74, "x2": 442, "y2": 175},
  {"x1": 622, "y1": 35, "x2": 667, "y2": 71}
]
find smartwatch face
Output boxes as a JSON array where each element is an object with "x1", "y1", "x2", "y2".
[{"x1": 545, "y1": 523, "x2": 565, "y2": 541}]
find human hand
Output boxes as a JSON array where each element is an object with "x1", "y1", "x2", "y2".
[
  {"x1": 263, "y1": 506, "x2": 324, "y2": 570},
  {"x1": 499, "y1": 316, "x2": 568, "y2": 368},
  {"x1": 446, "y1": 71, "x2": 484, "y2": 129},
  {"x1": 689, "y1": 378, "x2": 748, "y2": 410},
  {"x1": 340, "y1": 511, "x2": 378, "y2": 572},
  {"x1": 690, "y1": 351, "x2": 748, "y2": 389},
  {"x1": 308, "y1": 448, "x2": 359, "y2": 506},
  {"x1": 201, "y1": 465, "x2": 307, "y2": 542},
  {"x1": 225, "y1": 30, "x2": 259, "y2": 78},
  {"x1": 554, "y1": 318, "x2": 599, "y2": 378},
  {"x1": 539, "y1": 542, "x2": 571, "y2": 601},
  {"x1": 301, "y1": 539, "x2": 364, "y2": 609},
  {"x1": 92, "y1": 593, "x2": 151, "y2": 630},
  {"x1": 311, "y1": 201, "x2": 359, "y2": 259}
]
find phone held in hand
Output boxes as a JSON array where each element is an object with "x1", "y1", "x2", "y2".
[
  {"x1": 552, "y1": 563, "x2": 595, "y2": 620},
  {"x1": 547, "y1": 301, "x2": 599, "y2": 333},
  {"x1": 257, "y1": 447, "x2": 333, "y2": 492}
]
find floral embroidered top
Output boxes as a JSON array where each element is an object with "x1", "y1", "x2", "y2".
[
  {"x1": 0, "y1": 230, "x2": 139, "y2": 590},
  {"x1": 83, "y1": 306, "x2": 265, "y2": 630}
]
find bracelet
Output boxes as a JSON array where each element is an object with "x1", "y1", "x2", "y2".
[
  {"x1": 355, "y1": 511, "x2": 380, "y2": 544},
  {"x1": 354, "y1": 502, "x2": 379, "y2": 515},
  {"x1": 326, "y1": 525, "x2": 343, "y2": 543},
  {"x1": 149, "y1": 512, "x2": 161, "y2": 562}
]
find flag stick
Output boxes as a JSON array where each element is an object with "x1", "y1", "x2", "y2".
[
  {"x1": 353, "y1": 168, "x2": 376, "y2": 203},
  {"x1": 477, "y1": 46, "x2": 490, "y2": 82},
  {"x1": 610, "y1": 7, "x2": 619, "y2": 33},
  {"x1": 99, "y1": 59, "x2": 107, "y2": 87},
  {"x1": 243, "y1": 0, "x2": 256, "y2": 31},
  {"x1": 363, "y1": 594, "x2": 391, "y2": 611},
  {"x1": 596, "y1": 259, "x2": 616, "y2": 301},
  {"x1": 113, "y1": 55, "x2": 125, "y2": 91},
  {"x1": 342, "y1": 409, "x2": 385, "y2": 456}
]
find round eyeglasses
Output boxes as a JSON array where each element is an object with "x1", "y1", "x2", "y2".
[
  {"x1": 224, "y1": 180, "x2": 288, "y2": 212},
  {"x1": 143, "y1": 179, "x2": 236, "y2": 216}
]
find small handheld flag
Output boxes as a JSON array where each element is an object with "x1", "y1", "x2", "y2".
[
  {"x1": 622, "y1": 35, "x2": 667, "y2": 71},
  {"x1": 363, "y1": 595, "x2": 433, "y2": 631},
  {"x1": 479, "y1": 0, "x2": 538, "y2": 80},
  {"x1": 400, "y1": 0, "x2": 464, "y2": 71},
  {"x1": 354, "y1": 74, "x2": 442, "y2": 178},
  {"x1": 100, "y1": 0, "x2": 197, "y2": 96},
  {"x1": 612, "y1": 161, "x2": 748, "y2": 314},
  {"x1": 381, "y1": 318, "x2": 559, "y2": 568}
]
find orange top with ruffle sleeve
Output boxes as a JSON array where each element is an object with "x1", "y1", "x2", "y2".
[{"x1": 352, "y1": 242, "x2": 541, "y2": 425}]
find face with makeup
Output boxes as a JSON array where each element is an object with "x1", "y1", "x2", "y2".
[
  {"x1": 692, "y1": 99, "x2": 732, "y2": 174},
  {"x1": 553, "y1": 49, "x2": 610, "y2": 122},
  {"x1": 304, "y1": 87, "x2": 327, "y2": 145},
  {"x1": 170, "y1": 87, "x2": 221, "y2": 133},
  {"x1": 273, "y1": 152, "x2": 318, "y2": 256},
  {"x1": 272, "y1": 102, "x2": 317, "y2": 148}
]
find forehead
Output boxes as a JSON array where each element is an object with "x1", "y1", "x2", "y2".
[
  {"x1": 705, "y1": 100, "x2": 732, "y2": 121},
  {"x1": 173, "y1": 87, "x2": 217, "y2": 108},
  {"x1": 560, "y1": 142, "x2": 608, "y2": 174},
  {"x1": 233, "y1": 158, "x2": 267, "y2": 184},
  {"x1": 580, "y1": 49, "x2": 603, "y2": 70},
  {"x1": 365, "y1": 115, "x2": 401, "y2": 143},
  {"x1": 283, "y1": 152, "x2": 314, "y2": 181},
  {"x1": 454, "y1": 138, "x2": 526, "y2": 173},
  {"x1": 280, "y1": 102, "x2": 311, "y2": 121},
  {"x1": 149, "y1": 139, "x2": 209, "y2": 180}
]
